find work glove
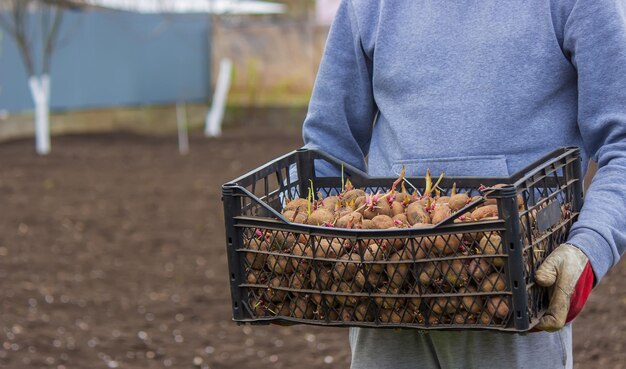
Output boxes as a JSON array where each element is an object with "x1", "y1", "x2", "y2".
[{"x1": 534, "y1": 243, "x2": 595, "y2": 331}]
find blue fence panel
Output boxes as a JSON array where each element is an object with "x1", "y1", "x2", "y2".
[{"x1": 0, "y1": 10, "x2": 211, "y2": 113}]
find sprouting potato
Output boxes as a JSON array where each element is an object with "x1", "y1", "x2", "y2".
[
  {"x1": 487, "y1": 297, "x2": 510, "y2": 319},
  {"x1": 440, "y1": 259, "x2": 468, "y2": 287},
  {"x1": 477, "y1": 233, "x2": 505, "y2": 267},
  {"x1": 430, "y1": 203, "x2": 452, "y2": 224},
  {"x1": 266, "y1": 254, "x2": 294, "y2": 274},
  {"x1": 418, "y1": 261, "x2": 441, "y2": 286},
  {"x1": 332, "y1": 253, "x2": 360, "y2": 281},
  {"x1": 480, "y1": 273, "x2": 507, "y2": 292},
  {"x1": 386, "y1": 252, "x2": 410, "y2": 290},
  {"x1": 245, "y1": 238, "x2": 269, "y2": 270}
]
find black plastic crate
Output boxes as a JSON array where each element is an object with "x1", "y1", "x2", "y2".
[{"x1": 222, "y1": 147, "x2": 583, "y2": 332}]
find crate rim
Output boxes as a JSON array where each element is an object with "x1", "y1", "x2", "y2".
[{"x1": 224, "y1": 147, "x2": 578, "y2": 186}]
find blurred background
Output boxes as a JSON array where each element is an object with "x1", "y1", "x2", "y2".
[{"x1": 0, "y1": 1, "x2": 624, "y2": 368}]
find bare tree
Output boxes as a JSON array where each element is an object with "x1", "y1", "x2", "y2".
[{"x1": 0, "y1": 0, "x2": 64, "y2": 154}]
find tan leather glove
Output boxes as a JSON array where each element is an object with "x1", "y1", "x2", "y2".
[{"x1": 535, "y1": 243, "x2": 591, "y2": 331}]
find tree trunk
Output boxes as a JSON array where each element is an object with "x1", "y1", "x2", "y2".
[
  {"x1": 205, "y1": 58, "x2": 232, "y2": 137},
  {"x1": 28, "y1": 75, "x2": 51, "y2": 155}
]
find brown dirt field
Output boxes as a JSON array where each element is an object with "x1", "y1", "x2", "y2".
[{"x1": 0, "y1": 123, "x2": 624, "y2": 369}]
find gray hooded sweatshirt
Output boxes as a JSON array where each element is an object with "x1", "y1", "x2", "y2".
[{"x1": 301, "y1": 0, "x2": 626, "y2": 368}]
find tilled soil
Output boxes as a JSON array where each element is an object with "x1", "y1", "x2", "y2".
[{"x1": 0, "y1": 123, "x2": 624, "y2": 369}]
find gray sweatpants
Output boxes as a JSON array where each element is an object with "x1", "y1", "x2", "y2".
[{"x1": 349, "y1": 324, "x2": 572, "y2": 369}]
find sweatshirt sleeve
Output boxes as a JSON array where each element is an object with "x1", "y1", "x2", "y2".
[
  {"x1": 302, "y1": 0, "x2": 377, "y2": 176},
  {"x1": 562, "y1": 0, "x2": 626, "y2": 282}
]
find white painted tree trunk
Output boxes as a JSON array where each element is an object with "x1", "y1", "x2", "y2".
[
  {"x1": 28, "y1": 75, "x2": 51, "y2": 155},
  {"x1": 205, "y1": 58, "x2": 232, "y2": 137},
  {"x1": 176, "y1": 101, "x2": 189, "y2": 155}
]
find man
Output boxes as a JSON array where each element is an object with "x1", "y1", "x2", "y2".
[{"x1": 301, "y1": 1, "x2": 626, "y2": 368}]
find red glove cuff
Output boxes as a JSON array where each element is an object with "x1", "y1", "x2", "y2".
[{"x1": 565, "y1": 260, "x2": 594, "y2": 323}]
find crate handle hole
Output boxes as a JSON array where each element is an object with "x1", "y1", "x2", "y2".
[
  {"x1": 228, "y1": 237, "x2": 233, "y2": 244},
  {"x1": 513, "y1": 280, "x2": 519, "y2": 289},
  {"x1": 517, "y1": 310, "x2": 522, "y2": 318},
  {"x1": 234, "y1": 301, "x2": 238, "y2": 309},
  {"x1": 231, "y1": 273, "x2": 236, "y2": 281},
  {"x1": 509, "y1": 242, "x2": 515, "y2": 250}
]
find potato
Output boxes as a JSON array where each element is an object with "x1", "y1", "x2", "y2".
[
  {"x1": 354, "y1": 269, "x2": 386, "y2": 289},
  {"x1": 354, "y1": 302, "x2": 374, "y2": 322},
  {"x1": 486, "y1": 297, "x2": 510, "y2": 319},
  {"x1": 440, "y1": 259, "x2": 468, "y2": 287},
  {"x1": 448, "y1": 193, "x2": 470, "y2": 211},
  {"x1": 406, "y1": 202, "x2": 431, "y2": 225},
  {"x1": 391, "y1": 201, "x2": 405, "y2": 217},
  {"x1": 374, "y1": 288, "x2": 406, "y2": 309},
  {"x1": 393, "y1": 192, "x2": 411, "y2": 203},
  {"x1": 364, "y1": 198, "x2": 393, "y2": 219},
  {"x1": 391, "y1": 213, "x2": 409, "y2": 226},
  {"x1": 371, "y1": 214, "x2": 395, "y2": 229},
  {"x1": 354, "y1": 195, "x2": 367, "y2": 212},
  {"x1": 335, "y1": 211, "x2": 363, "y2": 229},
  {"x1": 360, "y1": 242, "x2": 385, "y2": 273},
  {"x1": 310, "y1": 267, "x2": 333, "y2": 289},
  {"x1": 315, "y1": 238, "x2": 344, "y2": 259},
  {"x1": 427, "y1": 315, "x2": 440, "y2": 326},
  {"x1": 266, "y1": 254, "x2": 294, "y2": 275},
  {"x1": 333, "y1": 281, "x2": 359, "y2": 306},
  {"x1": 430, "y1": 296, "x2": 459, "y2": 315},
  {"x1": 307, "y1": 208, "x2": 335, "y2": 226},
  {"x1": 379, "y1": 309, "x2": 414, "y2": 324},
  {"x1": 467, "y1": 258, "x2": 490, "y2": 283},
  {"x1": 320, "y1": 195, "x2": 340, "y2": 211},
  {"x1": 311, "y1": 292, "x2": 337, "y2": 307},
  {"x1": 430, "y1": 203, "x2": 452, "y2": 224},
  {"x1": 282, "y1": 210, "x2": 308, "y2": 224},
  {"x1": 266, "y1": 277, "x2": 288, "y2": 303},
  {"x1": 459, "y1": 286, "x2": 483, "y2": 314},
  {"x1": 336, "y1": 207, "x2": 355, "y2": 219},
  {"x1": 290, "y1": 243, "x2": 313, "y2": 272},
  {"x1": 477, "y1": 233, "x2": 505, "y2": 267},
  {"x1": 284, "y1": 198, "x2": 308, "y2": 212},
  {"x1": 385, "y1": 237, "x2": 406, "y2": 254},
  {"x1": 463, "y1": 229, "x2": 484, "y2": 244},
  {"x1": 361, "y1": 219, "x2": 375, "y2": 229},
  {"x1": 246, "y1": 269, "x2": 267, "y2": 285},
  {"x1": 480, "y1": 273, "x2": 507, "y2": 292},
  {"x1": 332, "y1": 253, "x2": 360, "y2": 281},
  {"x1": 483, "y1": 198, "x2": 498, "y2": 206},
  {"x1": 386, "y1": 252, "x2": 410, "y2": 290},
  {"x1": 418, "y1": 262, "x2": 441, "y2": 286},
  {"x1": 250, "y1": 297, "x2": 268, "y2": 317},
  {"x1": 471, "y1": 205, "x2": 499, "y2": 221},
  {"x1": 313, "y1": 305, "x2": 338, "y2": 321},
  {"x1": 431, "y1": 233, "x2": 462, "y2": 256},
  {"x1": 290, "y1": 297, "x2": 315, "y2": 319},
  {"x1": 340, "y1": 308, "x2": 355, "y2": 322},
  {"x1": 245, "y1": 238, "x2": 269, "y2": 270},
  {"x1": 415, "y1": 197, "x2": 430, "y2": 207},
  {"x1": 274, "y1": 302, "x2": 292, "y2": 317},
  {"x1": 290, "y1": 271, "x2": 309, "y2": 290},
  {"x1": 271, "y1": 230, "x2": 299, "y2": 251},
  {"x1": 479, "y1": 312, "x2": 493, "y2": 325},
  {"x1": 452, "y1": 311, "x2": 477, "y2": 324},
  {"x1": 408, "y1": 284, "x2": 422, "y2": 308},
  {"x1": 403, "y1": 239, "x2": 428, "y2": 260},
  {"x1": 343, "y1": 189, "x2": 366, "y2": 205}
]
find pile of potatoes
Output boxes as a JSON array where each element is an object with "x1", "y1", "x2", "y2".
[{"x1": 243, "y1": 178, "x2": 526, "y2": 327}]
